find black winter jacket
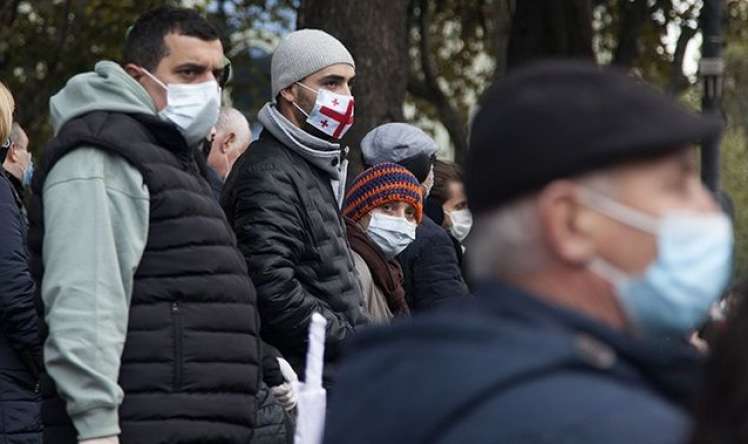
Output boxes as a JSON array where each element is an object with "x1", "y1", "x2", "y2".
[
  {"x1": 397, "y1": 216, "x2": 469, "y2": 311},
  {"x1": 0, "y1": 173, "x2": 41, "y2": 443},
  {"x1": 222, "y1": 132, "x2": 368, "y2": 379},
  {"x1": 325, "y1": 281, "x2": 700, "y2": 444}
]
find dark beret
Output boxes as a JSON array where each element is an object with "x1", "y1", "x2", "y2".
[{"x1": 466, "y1": 60, "x2": 722, "y2": 215}]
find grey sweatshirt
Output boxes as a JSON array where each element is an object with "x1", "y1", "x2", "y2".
[{"x1": 43, "y1": 61, "x2": 152, "y2": 440}]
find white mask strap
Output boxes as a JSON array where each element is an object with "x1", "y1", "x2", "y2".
[
  {"x1": 291, "y1": 101, "x2": 310, "y2": 119},
  {"x1": 140, "y1": 68, "x2": 168, "y2": 91},
  {"x1": 577, "y1": 187, "x2": 660, "y2": 234},
  {"x1": 295, "y1": 82, "x2": 318, "y2": 95}
]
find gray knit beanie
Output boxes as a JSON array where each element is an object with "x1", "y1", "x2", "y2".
[{"x1": 271, "y1": 29, "x2": 355, "y2": 99}]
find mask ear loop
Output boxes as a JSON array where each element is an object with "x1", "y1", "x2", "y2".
[
  {"x1": 139, "y1": 68, "x2": 168, "y2": 91},
  {"x1": 577, "y1": 188, "x2": 660, "y2": 234}
]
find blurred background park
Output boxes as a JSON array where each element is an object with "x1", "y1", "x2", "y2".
[{"x1": 2, "y1": 0, "x2": 748, "y2": 276}]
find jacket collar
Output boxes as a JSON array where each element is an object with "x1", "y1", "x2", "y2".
[
  {"x1": 257, "y1": 102, "x2": 345, "y2": 180},
  {"x1": 475, "y1": 280, "x2": 704, "y2": 408}
]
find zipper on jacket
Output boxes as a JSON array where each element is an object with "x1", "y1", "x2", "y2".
[{"x1": 172, "y1": 302, "x2": 184, "y2": 391}]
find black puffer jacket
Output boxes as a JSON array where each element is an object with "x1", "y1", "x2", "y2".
[
  {"x1": 0, "y1": 173, "x2": 41, "y2": 444},
  {"x1": 222, "y1": 131, "x2": 368, "y2": 379},
  {"x1": 397, "y1": 215, "x2": 469, "y2": 311}
]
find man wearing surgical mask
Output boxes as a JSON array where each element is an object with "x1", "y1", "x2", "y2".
[
  {"x1": 221, "y1": 29, "x2": 367, "y2": 383},
  {"x1": 342, "y1": 163, "x2": 423, "y2": 323},
  {"x1": 2, "y1": 122, "x2": 32, "y2": 217},
  {"x1": 29, "y1": 7, "x2": 263, "y2": 444},
  {"x1": 324, "y1": 62, "x2": 729, "y2": 444},
  {"x1": 425, "y1": 160, "x2": 472, "y2": 280}
]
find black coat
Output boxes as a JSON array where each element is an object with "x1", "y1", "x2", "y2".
[
  {"x1": 221, "y1": 132, "x2": 367, "y2": 378},
  {"x1": 324, "y1": 282, "x2": 701, "y2": 444},
  {"x1": 0, "y1": 173, "x2": 41, "y2": 443},
  {"x1": 397, "y1": 216, "x2": 469, "y2": 311}
]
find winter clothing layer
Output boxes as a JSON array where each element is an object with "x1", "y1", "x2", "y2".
[
  {"x1": 221, "y1": 124, "x2": 367, "y2": 382},
  {"x1": 397, "y1": 215, "x2": 469, "y2": 311},
  {"x1": 325, "y1": 281, "x2": 701, "y2": 444}
]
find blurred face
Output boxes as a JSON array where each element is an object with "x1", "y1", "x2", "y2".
[
  {"x1": 579, "y1": 149, "x2": 717, "y2": 275},
  {"x1": 537, "y1": 148, "x2": 719, "y2": 287},
  {"x1": 3, "y1": 128, "x2": 30, "y2": 181},
  {"x1": 442, "y1": 180, "x2": 467, "y2": 228},
  {"x1": 127, "y1": 33, "x2": 225, "y2": 111},
  {"x1": 360, "y1": 201, "x2": 417, "y2": 230},
  {"x1": 279, "y1": 63, "x2": 355, "y2": 128}
]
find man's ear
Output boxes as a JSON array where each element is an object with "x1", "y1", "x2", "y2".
[
  {"x1": 7, "y1": 143, "x2": 18, "y2": 162},
  {"x1": 221, "y1": 132, "x2": 235, "y2": 154},
  {"x1": 124, "y1": 63, "x2": 144, "y2": 80},
  {"x1": 279, "y1": 85, "x2": 297, "y2": 104},
  {"x1": 536, "y1": 180, "x2": 597, "y2": 266}
]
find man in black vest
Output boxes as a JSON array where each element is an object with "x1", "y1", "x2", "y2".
[
  {"x1": 221, "y1": 29, "x2": 368, "y2": 382},
  {"x1": 28, "y1": 7, "x2": 262, "y2": 444}
]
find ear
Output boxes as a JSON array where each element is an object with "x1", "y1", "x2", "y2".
[
  {"x1": 279, "y1": 85, "x2": 298, "y2": 104},
  {"x1": 536, "y1": 180, "x2": 597, "y2": 266},
  {"x1": 221, "y1": 132, "x2": 235, "y2": 154},
  {"x1": 124, "y1": 63, "x2": 144, "y2": 80}
]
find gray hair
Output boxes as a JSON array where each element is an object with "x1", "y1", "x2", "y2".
[
  {"x1": 466, "y1": 172, "x2": 615, "y2": 281},
  {"x1": 215, "y1": 107, "x2": 251, "y2": 149},
  {"x1": 9, "y1": 122, "x2": 27, "y2": 146},
  {"x1": 467, "y1": 196, "x2": 545, "y2": 280}
]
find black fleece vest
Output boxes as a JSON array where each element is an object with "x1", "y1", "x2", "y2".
[{"x1": 28, "y1": 111, "x2": 261, "y2": 444}]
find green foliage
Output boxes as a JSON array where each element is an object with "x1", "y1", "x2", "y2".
[
  {"x1": 0, "y1": 0, "x2": 297, "y2": 152},
  {"x1": 0, "y1": 0, "x2": 178, "y2": 153}
]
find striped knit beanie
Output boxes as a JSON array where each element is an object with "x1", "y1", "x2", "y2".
[{"x1": 344, "y1": 162, "x2": 423, "y2": 223}]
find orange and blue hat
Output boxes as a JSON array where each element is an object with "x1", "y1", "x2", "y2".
[{"x1": 344, "y1": 162, "x2": 423, "y2": 223}]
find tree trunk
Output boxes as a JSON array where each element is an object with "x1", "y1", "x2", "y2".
[
  {"x1": 298, "y1": 0, "x2": 410, "y2": 176},
  {"x1": 506, "y1": 0, "x2": 594, "y2": 70}
]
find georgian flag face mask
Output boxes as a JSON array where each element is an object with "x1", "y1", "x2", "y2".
[{"x1": 293, "y1": 82, "x2": 355, "y2": 140}]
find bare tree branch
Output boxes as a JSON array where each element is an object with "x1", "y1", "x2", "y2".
[
  {"x1": 407, "y1": 0, "x2": 469, "y2": 164},
  {"x1": 669, "y1": 24, "x2": 698, "y2": 95},
  {"x1": 612, "y1": 0, "x2": 649, "y2": 67}
]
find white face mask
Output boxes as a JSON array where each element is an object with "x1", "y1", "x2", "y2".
[
  {"x1": 367, "y1": 212, "x2": 417, "y2": 259},
  {"x1": 580, "y1": 188, "x2": 733, "y2": 337},
  {"x1": 447, "y1": 208, "x2": 473, "y2": 242},
  {"x1": 294, "y1": 82, "x2": 354, "y2": 140},
  {"x1": 142, "y1": 69, "x2": 221, "y2": 147}
]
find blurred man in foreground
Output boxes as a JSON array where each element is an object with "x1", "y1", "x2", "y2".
[{"x1": 324, "y1": 61, "x2": 729, "y2": 444}]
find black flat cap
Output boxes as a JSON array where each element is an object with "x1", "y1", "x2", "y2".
[{"x1": 466, "y1": 60, "x2": 722, "y2": 215}]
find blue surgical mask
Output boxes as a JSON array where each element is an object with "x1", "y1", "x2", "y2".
[
  {"x1": 580, "y1": 188, "x2": 733, "y2": 337},
  {"x1": 22, "y1": 158, "x2": 33, "y2": 188}
]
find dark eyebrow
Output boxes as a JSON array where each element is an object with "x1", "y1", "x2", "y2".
[
  {"x1": 319, "y1": 75, "x2": 346, "y2": 83},
  {"x1": 174, "y1": 63, "x2": 208, "y2": 72}
]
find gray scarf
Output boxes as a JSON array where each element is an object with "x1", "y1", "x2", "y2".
[{"x1": 258, "y1": 103, "x2": 349, "y2": 207}]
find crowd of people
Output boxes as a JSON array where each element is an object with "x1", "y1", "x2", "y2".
[{"x1": 0, "y1": 4, "x2": 745, "y2": 444}]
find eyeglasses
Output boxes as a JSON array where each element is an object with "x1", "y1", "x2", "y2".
[{"x1": 1, "y1": 138, "x2": 10, "y2": 149}]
